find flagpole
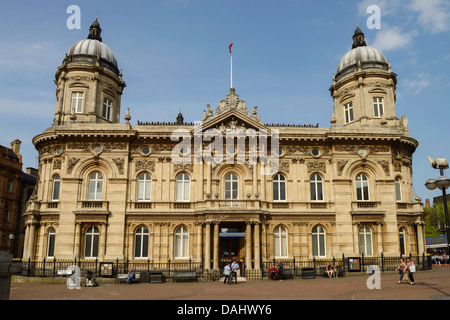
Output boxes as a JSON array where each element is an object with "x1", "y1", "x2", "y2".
[{"x1": 231, "y1": 52, "x2": 233, "y2": 89}]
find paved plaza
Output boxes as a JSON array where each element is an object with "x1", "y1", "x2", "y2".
[{"x1": 9, "y1": 267, "x2": 450, "y2": 301}]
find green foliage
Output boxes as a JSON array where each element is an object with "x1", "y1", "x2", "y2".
[{"x1": 425, "y1": 202, "x2": 447, "y2": 238}]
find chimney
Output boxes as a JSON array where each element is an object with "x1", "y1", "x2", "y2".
[
  {"x1": 26, "y1": 168, "x2": 38, "y2": 177},
  {"x1": 10, "y1": 139, "x2": 21, "y2": 155},
  {"x1": 425, "y1": 199, "x2": 430, "y2": 208}
]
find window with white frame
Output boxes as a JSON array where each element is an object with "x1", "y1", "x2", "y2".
[
  {"x1": 134, "y1": 226, "x2": 149, "y2": 259},
  {"x1": 137, "y1": 173, "x2": 152, "y2": 201},
  {"x1": 312, "y1": 225, "x2": 326, "y2": 257},
  {"x1": 395, "y1": 177, "x2": 402, "y2": 202},
  {"x1": 71, "y1": 92, "x2": 84, "y2": 114},
  {"x1": 373, "y1": 97, "x2": 384, "y2": 118},
  {"x1": 344, "y1": 102, "x2": 354, "y2": 124},
  {"x1": 356, "y1": 174, "x2": 370, "y2": 201},
  {"x1": 310, "y1": 174, "x2": 324, "y2": 201},
  {"x1": 273, "y1": 174, "x2": 286, "y2": 201},
  {"x1": 225, "y1": 173, "x2": 239, "y2": 200},
  {"x1": 176, "y1": 173, "x2": 190, "y2": 201},
  {"x1": 359, "y1": 226, "x2": 373, "y2": 256},
  {"x1": 52, "y1": 176, "x2": 61, "y2": 201},
  {"x1": 174, "y1": 226, "x2": 189, "y2": 259},
  {"x1": 273, "y1": 225, "x2": 288, "y2": 258},
  {"x1": 102, "y1": 98, "x2": 113, "y2": 121},
  {"x1": 47, "y1": 228, "x2": 56, "y2": 258},
  {"x1": 84, "y1": 226, "x2": 99, "y2": 258},
  {"x1": 88, "y1": 172, "x2": 103, "y2": 201}
]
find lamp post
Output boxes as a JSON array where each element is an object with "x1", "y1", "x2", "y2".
[{"x1": 425, "y1": 157, "x2": 450, "y2": 255}]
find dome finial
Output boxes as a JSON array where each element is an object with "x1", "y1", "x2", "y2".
[
  {"x1": 88, "y1": 18, "x2": 103, "y2": 42},
  {"x1": 352, "y1": 25, "x2": 366, "y2": 49}
]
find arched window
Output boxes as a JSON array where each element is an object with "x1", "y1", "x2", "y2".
[
  {"x1": 310, "y1": 174, "x2": 324, "y2": 201},
  {"x1": 399, "y1": 228, "x2": 406, "y2": 256},
  {"x1": 88, "y1": 172, "x2": 103, "y2": 201},
  {"x1": 174, "y1": 226, "x2": 189, "y2": 259},
  {"x1": 359, "y1": 226, "x2": 373, "y2": 256},
  {"x1": 395, "y1": 177, "x2": 402, "y2": 202},
  {"x1": 137, "y1": 173, "x2": 152, "y2": 201},
  {"x1": 356, "y1": 174, "x2": 370, "y2": 201},
  {"x1": 273, "y1": 174, "x2": 286, "y2": 201},
  {"x1": 47, "y1": 228, "x2": 56, "y2": 258},
  {"x1": 312, "y1": 225, "x2": 326, "y2": 257},
  {"x1": 176, "y1": 173, "x2": 190, "y2": 201},
  {"x1": 273, "y1": 225, "x2": 288, "y2": 258},
  {"x1": 134, "y1": 226, "x2": 149, "y2": 259},
  {"x1": 84, "y1": 226, "x2": 99, "y2": 258},
  {"x1": 52, "y1": 176, "x2": 61, "y2": 202},
  {"x1": 225, "y1": 173, "x2": 239, "y2": 200}
]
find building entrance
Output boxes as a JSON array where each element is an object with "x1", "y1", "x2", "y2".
[{"x1": 219, "y1": 224, "x2": 246, "y2": 275}]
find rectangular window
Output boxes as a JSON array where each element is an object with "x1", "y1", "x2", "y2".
[
  {"x1": 7, "y1": 180, "x2": 13, "y2": 193},
  {"x1": 102, "y1": 98, "x2": 113, "y2": 120},
  {"x1": 3, "y1": 205, "x2": 9, "y2": 223},
  {"x1": 373, "y1": 97, "x2": 384, "y2": 118},
  {"x1": 52, "y1": 177, "x2": 61, "y2": 201},
  {"x1": 71, "y1": 92, "x2": 84, "y2": 114},
  {"x1": 344, "y1": 102, "x2": 354, "y2": 124}
]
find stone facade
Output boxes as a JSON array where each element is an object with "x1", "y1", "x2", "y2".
[{"x1": 23, "y1": 22, "x2": 426, "y2": 272}]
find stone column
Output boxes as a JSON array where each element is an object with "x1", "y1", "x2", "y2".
[
  {"x1": 253, "y1": 222, "x2": 260, "y2": 270},
  {"x1": 377, "y1": 222, "x2": 384, "y2": 255},
  {"x1": 416, "y1": 223, "x2": 425, "y2": 255},
  {"x1": 74, "y1": 223, "x2": 81, "y2": 259},
  {"x1": 99, "y1": 223, "x2": 107, "y2": 260},
  {"x1": 245, "y1": 222, "x2": 252, "y2": 270},
  {"x1": 23, "y1": 224, "x2": 30, "y2": 260},
  {"x1": 213, "y1": 222, "x2": 220, "y2": 270},
  {"x1": 27, "y1": 223, "x2": 36, "y2": 260},
  {"x1": 204, "y1": 222, "x2": 211, "y2": 270}
]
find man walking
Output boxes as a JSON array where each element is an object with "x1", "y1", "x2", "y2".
[
  {"x1": 223, "y1": 263, "x2": 231, "y2": 285},
  {"x1": 231, "y1": 260, "x2": 239, "y2": 284}
]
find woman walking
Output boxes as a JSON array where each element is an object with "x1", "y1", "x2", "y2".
[
  {"x1": 396, "y1": 258, "x2": 407, "y2": 284},
  {"x1": 407, "y1": 257, "x2": 416, "y2": 285}
]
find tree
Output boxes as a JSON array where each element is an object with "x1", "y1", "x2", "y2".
[{"x1": 424, "y1": 202, "x2": 446, "y2": 238}]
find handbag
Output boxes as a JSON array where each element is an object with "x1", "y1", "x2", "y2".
[{"x1": 409, "y1": 265, "x2": 416, "y2": 273}]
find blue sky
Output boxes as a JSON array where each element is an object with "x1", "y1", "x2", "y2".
[{"x1": 0, "y1": 0, "x2": 449, "y2": 203}]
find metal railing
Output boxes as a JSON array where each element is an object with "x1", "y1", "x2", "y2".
[{"x1": 13, "y1": 253, "x2": 432, "y2": 281}]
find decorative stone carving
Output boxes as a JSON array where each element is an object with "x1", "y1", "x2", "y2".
[
  {"x1": 67, "y1": 157, "x2": 80, "y2": 174},
  {"x1": 378, "y1": 160, "x2": 390, "y2": 176},
  {"x1": 307, "y1": 161, "x2": 326, "y2": 174},
  {"x1": 113, "y1": 158, "x2": 125, "y2": 174},
  {"x1": 135, "y1": 160, "x2": 155, "y2": 172},
  {"x1": 53, "y1": 159, "x2": 62, "y2": 170},
  {"x1": 174, "y1": 162, "x2": 194, "y2": 173},
  {"x1": 337, "y1": 160, "x2": 348, "y2": 176}
]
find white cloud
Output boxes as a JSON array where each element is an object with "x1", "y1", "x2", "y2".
[
  {"x1": 371, "y1": 26, "x2": 416, "y2": 52},
  {"x1": 409, "y1": 0, "x2": 450, "y2": 33},
  {"x1": 402, "y1": 73, "x2": 431, "y2": 94}
]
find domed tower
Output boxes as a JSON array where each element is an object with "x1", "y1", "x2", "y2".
[
  {"x1": 53, "y1": 19, "x2": 126, "y2": 125},
  {"x1": 329, "y1": 26, "x2": 407, "y2": 133}
]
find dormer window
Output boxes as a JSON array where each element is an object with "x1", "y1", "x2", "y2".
[
  {"x1": 71, "y1": 92, "x2": 84, "y2": 114},
  {"x1": 373, "y1": 97, "x2": 384, "y2": 118},
  {"x1": 102, "y1": 98, "x2": 113, "y2": 121},
  {"x1": 344, "y1": 102, "x2": 354, "y2": 124}
]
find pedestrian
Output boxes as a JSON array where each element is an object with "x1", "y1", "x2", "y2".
[
  {"x1": 231, "y1": 260, "x2": 239, "y2": 284},
  {"x1": 277, "y1": 261, "x2": 284, "y2": 281},
  {"x1": 406, "y1": 257, "x2": 416, "y2": 285},
  {"x1": 443, "y1": 252, "x2": 448, "y2": 266},
  {"x1": 333, "y1": 264, "x2": 339, "y2": 278},
  {"x1": 126, "y1": 269, "x2": 135, "y2": 284},
  {"x1": 396, "y1": 258, "x2": 406, "y2": 284},
  {"x1": 223, "y1": 263, "x2": 231, "y2": 284},
  {"x1": 326, "y1": 265, "x2": 333, "y2": 278}
]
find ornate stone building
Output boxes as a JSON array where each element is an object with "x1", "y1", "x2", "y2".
[{"x1": 23, "y1": 22, "x2": 425, "y2": 273}]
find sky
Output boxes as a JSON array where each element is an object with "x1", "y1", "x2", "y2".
[{"x1": 0, "y1": 0, "x2": 449, "y2": 203}]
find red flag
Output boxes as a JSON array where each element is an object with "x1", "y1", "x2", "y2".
[{"x1": 229, "y1": 43, "x2": 234, "y2": 54}]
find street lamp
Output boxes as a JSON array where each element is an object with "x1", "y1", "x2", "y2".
[{"x1": 425, "y1": 157, "x2": 450, "y2": 254}]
